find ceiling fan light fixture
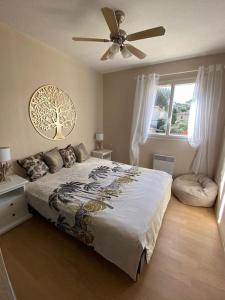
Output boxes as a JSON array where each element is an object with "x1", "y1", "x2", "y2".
[
  {"x1": 121, "y1": 45, "x2": 132, "y2": 58},
  {"x1": 109, "y1": 42, "x2": 120, "y2": 55}
]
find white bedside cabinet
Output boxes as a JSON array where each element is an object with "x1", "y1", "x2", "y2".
[
  {"x1": 0, "y1": 175, "x2": 32, "y2": 235},
  {"x1": 91, "y1": 149, "x2": 112, "y2": 160}
]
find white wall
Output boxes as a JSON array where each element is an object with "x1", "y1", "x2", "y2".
[
  {"x1": 0, "y1": 22, "x2": 103, "y2": 169},
  {"x1": 103, "y1": 53, "x2": 225, "y2": 176},
  {"x1": 216, "y1": 129, "x2": 225, "y2": 252}
]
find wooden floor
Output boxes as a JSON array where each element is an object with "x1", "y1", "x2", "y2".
[{"x1": 0, "y1": 197, "x2": 225, "y2": 300}]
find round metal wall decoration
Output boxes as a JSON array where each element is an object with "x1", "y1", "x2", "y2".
[{"x1": 29, "y1": 85, "x2": 76, "y2": 140}]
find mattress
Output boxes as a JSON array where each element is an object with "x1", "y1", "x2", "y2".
[{"x1": 26, "y1": 157, "x2": 172, "y2": 280}]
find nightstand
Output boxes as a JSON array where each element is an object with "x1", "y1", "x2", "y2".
[
  {"x1": 0, "y1": 175, "x2": 32, "y2": 235},
  {"x1": 91, "y1": 149, "x2": 112, "y2": 160}
]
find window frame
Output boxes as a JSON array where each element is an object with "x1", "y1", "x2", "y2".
[{"x1": 149, "y1": 77, "x2": 196, "y2": 140}]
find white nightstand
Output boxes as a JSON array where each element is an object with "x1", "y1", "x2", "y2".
[
  {"x1": 91, "y1": 149, "x2": 112, "y2": 160},
  {"x1": 0, "y1": 175, "x2": 32, "y2": 235}
]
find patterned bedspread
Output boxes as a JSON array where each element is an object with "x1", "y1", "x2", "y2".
[{"x1": 26, "y1": 157, "x2": 172, "y2": 280}]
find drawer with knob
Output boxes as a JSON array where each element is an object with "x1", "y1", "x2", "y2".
[
  {"x1": 0, "y1": 188, "x2": 26, "y2": 214},
  {"x1": 0, "y1": 186, "x2": 31, "y2": 234},
  {"x1": 0, "y1": 175, "x2": 32, "y2": 235}
]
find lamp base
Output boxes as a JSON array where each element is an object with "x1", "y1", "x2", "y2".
[
  {"x1": 96, "y1": 141, "x2": 103, "y2": 150},
  {"x1": 0, "y1": 162, "x2": 10, "y2": 183},
  {"x1": 0, "y1": 177, "x2": 11, "y2": 185}
]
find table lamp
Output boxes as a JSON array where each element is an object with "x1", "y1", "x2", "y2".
[
  {"x1": 0, "y1": 147, "x2": 11, "y2": 182},
  {"x1": 96, "y1": 133, "x2": 104, "y2": 150}
]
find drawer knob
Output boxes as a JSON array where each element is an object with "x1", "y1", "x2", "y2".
[
  {"x1": 10, "y1": 203, "x2": 14, "y2": 206},
  {"x1": 12, "y1": 213, "x2": 16, "y2": 217}
]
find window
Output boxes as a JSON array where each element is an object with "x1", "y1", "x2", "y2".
[{"x1": 150, "y1": 81, "x2": 195, "y2": 138}]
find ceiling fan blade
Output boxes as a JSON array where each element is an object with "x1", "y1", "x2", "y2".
[
  {"x1": 72, "y1": 37, "x2": 110, "y2": 42},
  {"x1": 101, "y1": 48, "x2": 111, "y2": 61},
  {"x1": 127, "y1": 26, "x2": 166, "y2": 41},
  {"x1": 125, "y1": 44, "x2": 147, "y2": 59},
  {"x1": 101, "y1": 7, "x2": 119, "y2": 36}
]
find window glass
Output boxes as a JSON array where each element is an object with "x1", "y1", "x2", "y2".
[
  {"x1": 170, "y1": 83, "x2": 195, "y2": 136},
  {"x1": 150, "y1": 85, "x2": 171, "y2": 135}
]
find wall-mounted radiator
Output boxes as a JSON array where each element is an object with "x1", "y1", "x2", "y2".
[{"x1": 153, "y1": 154, "x2": 175, "y2": 175}]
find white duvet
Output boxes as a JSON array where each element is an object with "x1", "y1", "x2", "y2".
[{"x1": 26, "y1": 157, "x2": 172, "y2": 280}]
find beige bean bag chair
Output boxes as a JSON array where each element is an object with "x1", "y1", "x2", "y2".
[{"x1": 172, "y1": 174, "x2": 218, "y2": 207}]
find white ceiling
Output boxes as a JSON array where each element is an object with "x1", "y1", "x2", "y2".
[{"x1": 0, "y1": 0, "x2": 225, "y2": 73}]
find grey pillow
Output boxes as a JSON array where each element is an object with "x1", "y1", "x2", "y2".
[
  {"x1": 73, "y1": 143, "x2": 89, "y2": 163},
  {"x1": 44, "y1": 148, "x2": 64, "y2": 173},
  {"x1": 17, "y1": 152, "x2": 49, "y2": 181},
  {"x1": 59, "y1": 144, "x2": 76, "y2": 168}
]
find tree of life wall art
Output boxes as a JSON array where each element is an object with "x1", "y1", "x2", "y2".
[{"x1": 29, "y1": 85, "x2": 76, "y2": 140}]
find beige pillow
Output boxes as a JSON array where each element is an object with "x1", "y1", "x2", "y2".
[
  {"x1": 44, "y1": 148, "x2": 63, "y2": 173},
  {"x1": 73, "y1": 143, "x2": 89, "y2": 163}
]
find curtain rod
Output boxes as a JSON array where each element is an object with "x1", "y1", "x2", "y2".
[
  {"x1": 134, "y1": 69, "x2": 197, "y2": 80},
  {"x1": 135, "y1": 65, "x2": 225, "y2": 79},
  {"x1": 159, "y1": 69, "x2": 197, "y2": 77}
]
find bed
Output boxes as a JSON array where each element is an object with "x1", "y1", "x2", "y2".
[{"x1": 25, "y1": 157, "x2": 172, "y2": 280}]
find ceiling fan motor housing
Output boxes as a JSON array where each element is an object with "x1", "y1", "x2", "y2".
[{"x1": 110, "y1": 29, "x2": 127, "y2": 46}]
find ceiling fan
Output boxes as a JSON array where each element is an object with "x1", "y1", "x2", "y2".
[{"x1": 72, "y1": 7, "x2": 166, "y2": 61}]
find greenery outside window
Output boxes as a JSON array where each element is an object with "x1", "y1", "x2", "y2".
[{"x1": 150, "y1": 80, "x2": 195, "y2": 138}]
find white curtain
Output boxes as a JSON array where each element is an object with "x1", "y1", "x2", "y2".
[
  {"x1": 130, "y1": 74, "x2": 159, "y2": 165},
  {"x1": 188, "y1": 64, "x2": 223, "y2": 177}
]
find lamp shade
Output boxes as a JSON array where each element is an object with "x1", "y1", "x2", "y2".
[
  {"x1": 96, "y1": 133, "x2": 104, "y2": 141},
  {"x1": 0, "y1": 147, "x2": 11, "y2": 162},
  {"x1": 121, "y1": 46, "x2": 132, "y2": 58},
  {"x1": 109, "y1": 43, "x2": 120, "y2": 55}
]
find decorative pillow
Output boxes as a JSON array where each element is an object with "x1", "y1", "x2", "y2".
[
  {"x1": 59, "y1": 144, "x2": 76, "y2": 168},
  {"x1": 44, "y1": 148, "x2": 64, "y2": 173},
  {"x1": 17, "y1": 153, "x2": 49, "y2": 181},
  {"x1": 73, "y1": 143, "x2": 89, "y2": 163}
]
